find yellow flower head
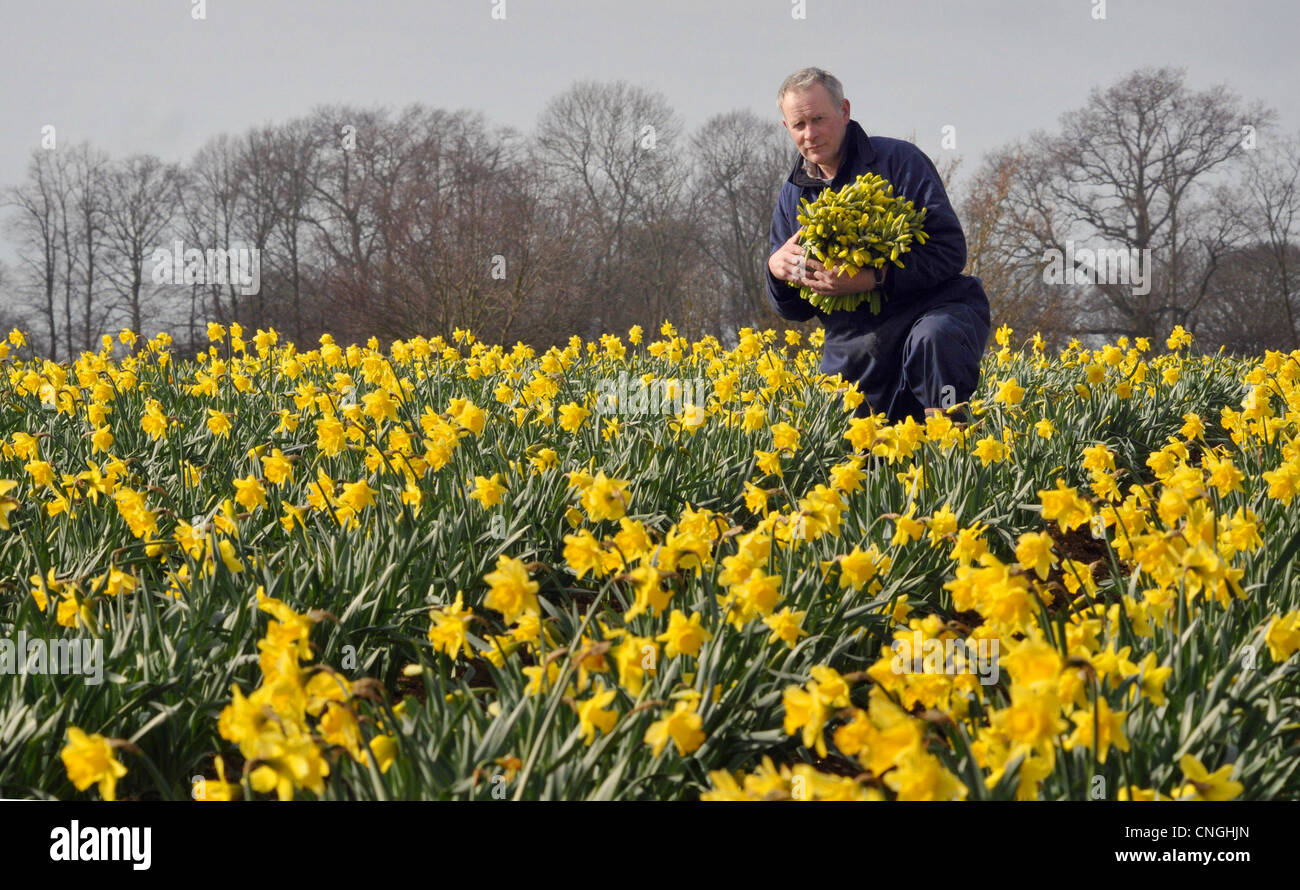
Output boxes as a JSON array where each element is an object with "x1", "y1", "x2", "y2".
[
  {"x1": 644, "y1": 700, "x2": 705, "y2": 758},
  {"x1": 429, "y1": 590, "x2": 474, "y2": 661},
  {"x1": 483, "y1": 555, "x2": 540, "y2": 625},
  {"x1": 61, "y1": 727, "x2": 128, "y2": 801}
]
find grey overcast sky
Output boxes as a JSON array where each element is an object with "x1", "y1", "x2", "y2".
[{"x1": 1, "y1": 0, "x2": 1296, "y2": 195}]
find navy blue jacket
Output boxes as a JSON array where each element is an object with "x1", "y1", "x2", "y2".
[{"x1": 765, "y1": 119, "x2": 991, "y2": 400}]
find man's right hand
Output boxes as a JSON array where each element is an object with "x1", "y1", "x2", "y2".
[{"x1": 768, "y1": 228, "x2": 806, "y2": 284}]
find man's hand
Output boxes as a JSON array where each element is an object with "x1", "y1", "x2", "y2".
[
  {"x1": 768, "y1": 228, "x2": 808, "y2": 283},
  {"x1": 800, "y1": 258, "x2": 880, "y2": 296}
]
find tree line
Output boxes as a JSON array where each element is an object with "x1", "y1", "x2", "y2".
[{"x1": 2, "y1": 66, "x2": 1297, "y2": 359}]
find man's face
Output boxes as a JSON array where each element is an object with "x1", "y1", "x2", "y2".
[{"x1": 780, "y1": 84, "x2": 850, "y2": 171}]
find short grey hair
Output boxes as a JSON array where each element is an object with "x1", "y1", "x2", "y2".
[{"x1": 776, "y1": 67, "x2": 844, "y2": 110}]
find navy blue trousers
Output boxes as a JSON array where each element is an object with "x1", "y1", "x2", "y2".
[{"x1": 852, "y1": 300, "x2": 990, "y2": 423}]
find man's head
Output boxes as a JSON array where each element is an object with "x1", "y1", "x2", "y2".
[{"x1": 777, "y1": 68, "x2": 851, "y2": 178}]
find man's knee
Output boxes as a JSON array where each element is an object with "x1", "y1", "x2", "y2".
[
  {"x1": 905, "y1": 313, "x2": 955, "y2": 358},
  {"x1": 908, "y1": 303, "x2": 985, "y2": 349},
  {"x1": 901, "y1": 303, "x2": 988, "y2": 407}
]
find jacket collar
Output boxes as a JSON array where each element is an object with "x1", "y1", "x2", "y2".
[{"x1": 788, "y1": 119, "x2": 876, "y2": 189}]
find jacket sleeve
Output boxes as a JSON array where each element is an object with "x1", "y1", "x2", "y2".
[
  {"x1": 764, "y1": 185, "x2": 818, "y2": 323},
  {"x1": 879, "y1": 145, "x2": 967, "y2": 297}
]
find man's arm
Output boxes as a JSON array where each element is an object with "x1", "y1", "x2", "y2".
[
  {"x1": 765, "y1": 186, "x2": 818, "y2": 323},
  {"x1": 878, "y1": 145, "x2": 967, "y2": 297}
]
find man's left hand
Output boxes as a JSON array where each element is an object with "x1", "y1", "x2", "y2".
[{"x1": 800, "y1": 259, "x2": 880, "y2": 295}]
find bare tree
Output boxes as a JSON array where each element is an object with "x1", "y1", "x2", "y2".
[
  {"x1": 68, "y1": 144, "x2": 111, "y2": 354},
  {"x1": 1001, "y1": 67, "x2": 1273, "y2": 339},
  {"x1": 178, "y1": 134, "x2": 245, "y2": 338},
  {"x1": 1170, "y1": 184, "x2": 1256, "y2": 333},
  {"x1": 535, "y1": 80, "x2": 688, "y2": 337},
  {"x1": 268, "y1": 117, "x2": 323, "y2": 343},
  {"x1": 51, "y1": 148, "x2": 80, "y2": 360},
  {"x1": 1236, "y1": 132, "x2": 1300, "y2": 348},
  {"x1": 236, "y1": 126, "x2": 285, "y2": 329},
  {"x1": 43, "y1": 142, "x2": 113, "y2": 358},
  {"x1": 4, "y1": 149, "x2": 66, "y2": 358},
  {"x1": 306, "y1": 105, "x2": 386, "y2": 337},
  {"x1": 0, "y1": 262, "x2": 21, "y2": 336},
  {"x1": 417, "y1": 118, "x2": 571, "y2": 344},
  {"x1": 100, "y1": 155, "x2": 182, "y2": 337},
  {"x1": 690, "y1": 109, "x2": 790, "y2": 335}
]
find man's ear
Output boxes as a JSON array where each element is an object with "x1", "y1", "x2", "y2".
[{"x1": 841, "y1": 98, "x2": 850, "y2": 122}]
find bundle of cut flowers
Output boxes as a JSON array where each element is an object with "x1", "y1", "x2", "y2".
[{"x1": 791, "y1": 171, "x2": 928, "y2": 314}]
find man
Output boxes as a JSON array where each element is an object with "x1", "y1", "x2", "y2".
[{"x1": 766, "y1": 67, "x2": 991, "y2": 424}]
